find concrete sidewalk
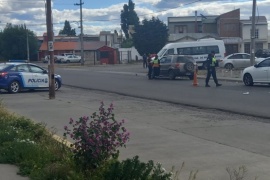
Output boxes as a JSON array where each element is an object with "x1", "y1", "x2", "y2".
[{"x1": 0, "y1": 65, "x2": 248, "y2": 180}]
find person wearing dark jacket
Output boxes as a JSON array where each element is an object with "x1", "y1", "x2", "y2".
[
  {"x1": 205, "y1": 51, "x2": 222, "y2": 87},
  {"x1": 147, "y1": 54, "x2": 153, "y2": 79}
]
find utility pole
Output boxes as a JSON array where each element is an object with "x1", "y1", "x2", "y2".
[
  {"x1": 26, "y1": 30, "x2": 30, "y2": 62},
  {"x1": 75, "y1": 0, "x2": 84, "y2": 65},
  {"x1": 250, "y1": 0, "x2": 256, "y2": 65},
  {"x1": 46, "y1": 0, "x2": 55, "y2": 99}
]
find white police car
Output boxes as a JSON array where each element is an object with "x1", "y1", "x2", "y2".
[{"x1": 0, "y1": 62, "x2": 62, "y2": 93}]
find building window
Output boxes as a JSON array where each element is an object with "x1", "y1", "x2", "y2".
[
  {"x1": 250, "y1": 29, "x2": 259, "y2": 39},
  {"x1": 244, "y1": 43, "x2": 250, "y2": 53},
  {"x1": 174, "y1": 25, "x2": 187, "y2": 33},
  {"x1": 256, "y1": 43, "x2": 263, "y2": 51}
]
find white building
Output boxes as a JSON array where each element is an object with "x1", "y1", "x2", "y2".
[{"x1": 241, "y1": 16, "x2": 269, "y2": 53}]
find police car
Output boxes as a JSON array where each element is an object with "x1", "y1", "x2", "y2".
[{"x1": 0, "y1": 62, "x2": 62, "y2": 93}]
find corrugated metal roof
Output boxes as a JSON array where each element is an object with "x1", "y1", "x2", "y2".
[
  {"x1": 39, "y1": 41, "x2": 107, "y2": 51},
  {"x1": 39, "y1": 41, "x2": 77, "y2": 51}
]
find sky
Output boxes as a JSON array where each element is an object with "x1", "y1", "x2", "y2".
[{"x1": 0, "y1": 0, "x2": 270, "y2": 37}]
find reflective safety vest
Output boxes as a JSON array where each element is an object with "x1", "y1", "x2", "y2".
[
  {"x1": 211, "y1": 56, "x2": 216, "y2": 66},
  {"x1": 152, "y1": 59, "x2": 159, "y2": 67}
]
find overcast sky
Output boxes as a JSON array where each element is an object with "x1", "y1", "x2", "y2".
[{"x1": 0, "y1": 0, "x2": 269, "y2": 36}]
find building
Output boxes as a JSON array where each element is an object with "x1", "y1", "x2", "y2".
[
  {"x1": 38, "y1": 30, "x2": 123, "y2": 64},
  {"x1": 167, "y1": 9, "x2": 269, "y2": 55},
  {"x1": 241, "y1": 16, "x2": 268, "y2": 53}
]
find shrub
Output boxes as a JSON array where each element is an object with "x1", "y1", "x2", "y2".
[
  {"x1": 64, "y1": 102, "x2": 130, "y2": 170},
  {"x1": 102, "y1": 156, "x2": 173, "y2": 180}
]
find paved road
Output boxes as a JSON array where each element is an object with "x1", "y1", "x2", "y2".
[{"x1": 54, "y1": 64, "x2": 270, "y2": 119}]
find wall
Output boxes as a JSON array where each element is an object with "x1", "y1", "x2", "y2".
[{"x1": 118, "y1": 47, "x2": 142, "y2": 63}]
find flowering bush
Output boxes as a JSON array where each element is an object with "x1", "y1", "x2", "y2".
[{"x1": 63, "y1": 102, "x2": 130, "y2": 170}]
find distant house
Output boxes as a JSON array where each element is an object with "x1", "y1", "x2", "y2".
[{"x1": 39, "y1": 33, "x2": 106, "y2": 65}]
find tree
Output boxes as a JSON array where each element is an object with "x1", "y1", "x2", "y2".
[
  {"x1": 120, "y1": 0, "x2": 139, "y2": 39},
  {"x1": 0, "y1": 23, "x2": 38, "y2": 61},
  {"x1": 59, "y1": 20, "x2": 76, "y2": 36},
  {"x1": 132, "y1": 17, "x2": 169, "y2": 56}
]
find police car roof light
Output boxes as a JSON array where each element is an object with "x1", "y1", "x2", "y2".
[{"x1": 9, "y1": 60, "x2": 29, "y2": 63}]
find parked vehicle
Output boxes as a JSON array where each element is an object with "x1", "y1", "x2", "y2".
[
  {"x1": 60, "y1": 55, "x2": 81, "y2": 63},
  {"x1": 255, "y1": 49, "x2": 270, "y2": 58},
  {"x1": 0, "y1": 62, "x2": 62, "y2": 93},
  {"x1": 219, "y1": 53, "x2": 263, "y2": 70},
  {"x1": 242, "y1": 57, "x2": 270, "y2": 86},
  {"x1": 157, "y1": 55, "x2": 196, "y2": 80},
  {"x1": 156, "y1": 38, "x2": 226, "y2": 69},
  {"x1": 54, "y1": 53, "x2": 74, "y2": 62}
]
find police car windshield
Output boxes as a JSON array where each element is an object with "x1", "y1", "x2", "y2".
[{"x1": 0, "y1": 64, "x2": 9, "y2": 70}]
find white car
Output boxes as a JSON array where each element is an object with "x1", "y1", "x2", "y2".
[
  {"x1": 219, "y1": 53, "x2": 263, "y2": 70},
  {"x1": 60, "y1": 55, "x2": 81, "y2": 63},
  {"x1": 242, "y1": 58, "x2": 270, "y2": 86}
]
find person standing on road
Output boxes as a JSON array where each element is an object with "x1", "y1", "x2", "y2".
[
  {"x1": 205, "y1": 51, "x2": 222, "y2": 87},
  {"x1": 147, "y1": 54, "x2": 153, "y2": 79},
  {"x1": 143, "y1": 53, "x2": 148, "y2": 68},
  {"x1": 152, "y1": 55, "x2": 160, "y2": 79}
]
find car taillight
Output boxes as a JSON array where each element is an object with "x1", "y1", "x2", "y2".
[
  {"x1": 175, "y1": 63, "x2": 180, "y2": 68},
  {"x1": 0, "y1": 72, "x2": 8, "y2": 78}
]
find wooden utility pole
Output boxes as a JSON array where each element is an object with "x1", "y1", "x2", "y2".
[
  {"x1": 46, "y1": 0, "x2": 55, "y2": 99},
  {"x1": 250, "y1": 0, "x2": 256, "y2": 65},
  {"x1": 26, "y1": 30, "x2": 30, "y2": 62},
  {"x1": 75, "y1": 0, "x2": 84, "y2": 65}
]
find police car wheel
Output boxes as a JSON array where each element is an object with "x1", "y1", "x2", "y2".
[
  {"x1": 8, "y1": 81, "x2": 20, "y2": 94},
  {"x1": 55, "y1": 80, "x2": 60, "y2": 91}
]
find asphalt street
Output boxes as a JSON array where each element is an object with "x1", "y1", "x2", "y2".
[{"x1": 1, "y1": 63, "x2": 270, "y2": 179}]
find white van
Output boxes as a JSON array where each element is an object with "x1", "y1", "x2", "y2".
[{"x1": 157, "y1": 38, "x2": 226, "y2": 69}]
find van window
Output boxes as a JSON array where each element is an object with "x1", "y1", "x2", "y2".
[
  {"x1": 206, "y1": 46, "x2": 219, "y2": 54},
  {"x1": 177, "y1": 45, "x2": 220, "y2": 55},
  {"x1": 167, "y1": 49, "x2": 174, "y2": 55},
  {"x1": 157, "y1": 49, "x2": 167, "y2": 57}
]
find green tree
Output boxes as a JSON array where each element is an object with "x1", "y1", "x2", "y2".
[
  {"x1": 120, "y1": 0, "x2": 139, "y2": 39},
  {"x1": 0, "y1": 23, "x2": 38, "y2": 61},
  {"x1": 59, "y1": 20, "x2": 76, "y2": 36},
  {"x1": 132, "y1": 17, "x2": 169, "y2": 56},
  {"x1": 121, "y1": 38, "x2": 133, "y2": 48}
]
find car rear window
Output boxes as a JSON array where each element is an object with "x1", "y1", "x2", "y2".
[
  {"x1": 0, "y1": 64, "x2": 10, "y2": 70},
  {"x1": 176, "y1": 56, "x2": 194, "y2": 63}
]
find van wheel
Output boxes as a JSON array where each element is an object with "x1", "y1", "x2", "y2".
[
  {"x1": 169, "y1": 71, "x2": 175, "y2": 80},
  {"x1": 188, "y1": 75, "x2": 194, "y2": 80}
]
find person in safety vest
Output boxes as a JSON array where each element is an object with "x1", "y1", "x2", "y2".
[
  {"x1": 151, "y1": 55, "x2": 160, "y2": 78},
  {"x1": 205, "y1": 51, "x2": 222, "y2": 87}
]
